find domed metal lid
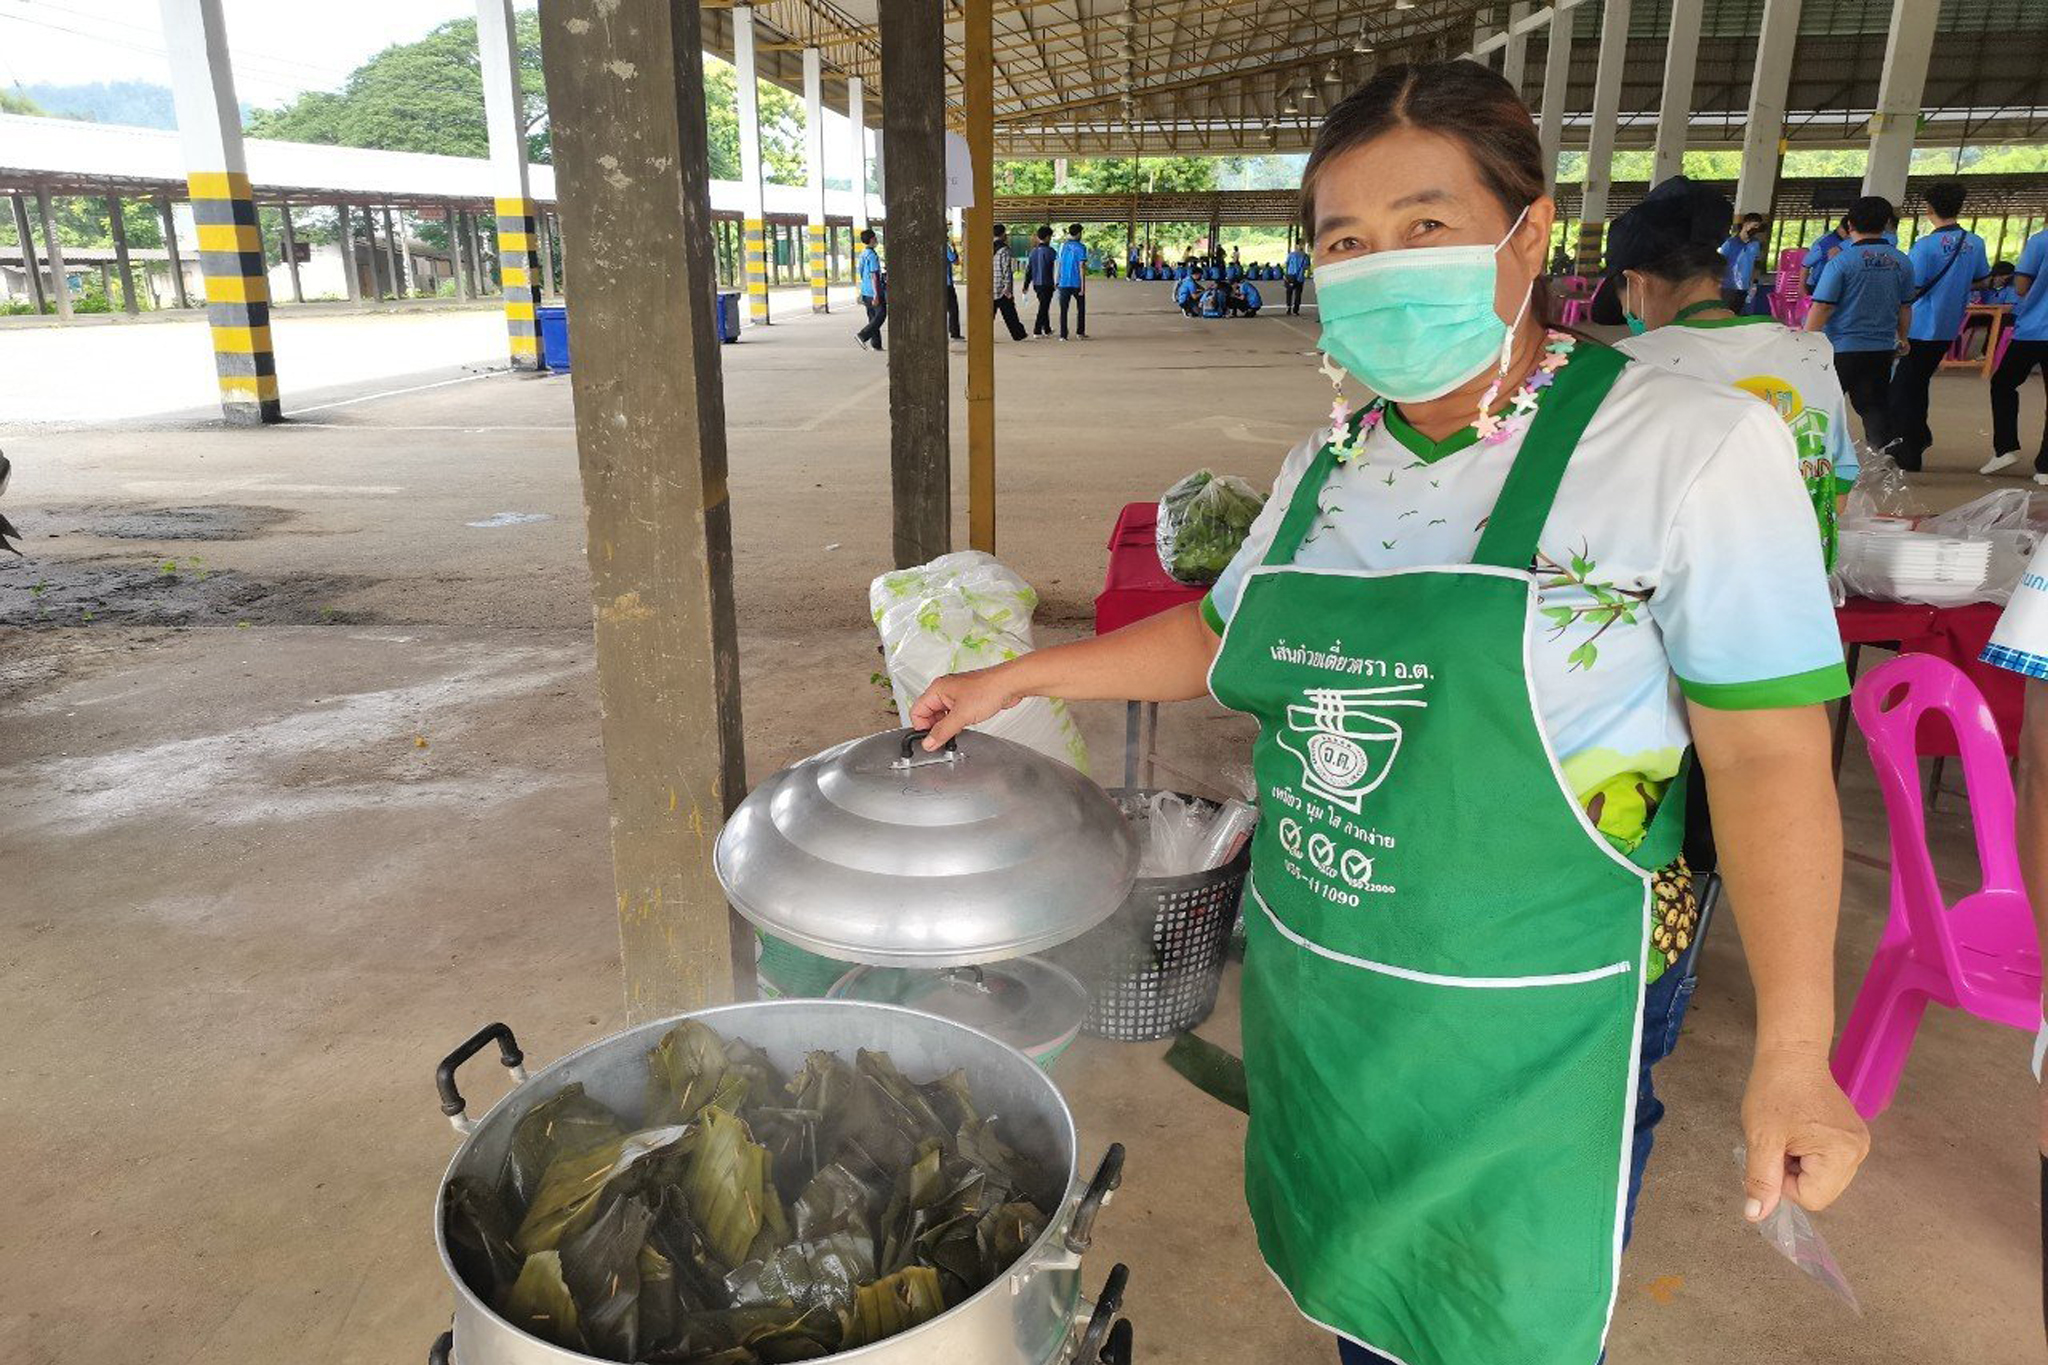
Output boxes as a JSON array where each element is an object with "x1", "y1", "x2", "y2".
[
  {"x1": 715, "y1": 728, "x2": 1139, "y2": 968},
  {"x1": 827, "y1": 958, "x2": 1090, "y2": 1058}
]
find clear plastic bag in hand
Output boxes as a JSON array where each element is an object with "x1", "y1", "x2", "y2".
[{"x1": 1732, "y1": 1144, "x2": 1861, "y2": 1314}]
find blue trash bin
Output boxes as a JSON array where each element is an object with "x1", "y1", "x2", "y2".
[
  {"x1": 715, "y1": 291, "x2": 742, "y2": 343},
  {"x1": 537, "y1": 305, "x2": 570, "y2": 371}
]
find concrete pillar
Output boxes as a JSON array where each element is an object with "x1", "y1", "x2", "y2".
[
  {"x1": 1651, "y1": 0, "x2": 1703, "y2": 184},
  {"x1": 535, "y1": 0, "x2": 752, "y2": 1014},
  {"x1": 107, "y1": 194, "x2": 140, "y2": 315},
  {"x1": 98, "y1": 262, "x2": 114, "y2": 305},
  {"x1": 1054, "y1": 156, "x2": 1070, "y2": 190},
  {"x1": 1577, "y1": 0, "x2": 1630, "y2": 271},
  {"x1": 1537, "y1": 4, "x2": 1576, "y2": 194},
  {"x1": 278, "y1": 202, "x2": 304, "y2": 302},
  {"x1": 879, "y1": 0, "x2": 951, "y2": 568},
  {"x1": 539, "y1": 212, "x2": 557, "y2": 298},
  {"x1": 1502, "y1": 2, "x2": 1532, "y2": 93},
  {"x1": 442, "y1": 206, "x2": 466, "y2": 300},
  {"x1": 35, "y1": 187, "x2": 72, "y2": 322},
  {"x1": 156, "y1": 195, "x2": 190, "y2": 308},
  {"x1": 1862, "y1": 0, "x2": 1940, "y2": 202},
  {"x1": 965, "y1": 0, "x2": 995, "y2": 553},
  {"x1": 477, "y1": 0, "x2": 544, "y2": 367},
  {"x1": 160, "y1": 0, "x2": 278, "y2": 422},
  {"x1": 848, "y1": 76, "x2": 868, "y2": 232},
  {"x1": 337, "y1": 204, "x2": 363, "y2": 305},
  {"x1": 803, "y1": 47, "x2": 829, "y2": 314},
  {"x1": 383, "y1": 207, "x2": 408, "y2": 296},
  {"x1": 363, "y1": 206, "x2": 385, "y2": 299},
  {"x1": 1734, "y1": 0, "x2": 1802, "y2": 218},
  {"x1": 733, "y1": 5, "x2": 771, "y2": 326},
  {"x1": 9, "y1": 194, "x2": 48, "y2": 314}
]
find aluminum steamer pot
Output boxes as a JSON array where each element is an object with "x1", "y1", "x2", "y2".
[{"x1": 430, "y1": 1000, "x2": 1131, "y2": 1365}]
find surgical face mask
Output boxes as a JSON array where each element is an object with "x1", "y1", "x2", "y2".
[
  {"x1": 1314, "y1": 206, "x2": 1533, "y2": 404},
  {"x1": 1622, "y1": 274, "x2": 1648, "y2": 336}
]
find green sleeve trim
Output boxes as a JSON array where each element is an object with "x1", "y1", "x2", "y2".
[
  {"x1": 1200, "y1": 593, "x2": 1227, "y2": 636},
  {"x1": 1832, "y1": 476, "x2": 1856, "y2": 495},
  {"x1": 1678, "y1": 662, "x2": 1850, "y2": 710}
]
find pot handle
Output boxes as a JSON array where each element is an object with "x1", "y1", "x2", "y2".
[
  {"x1": 1100, "y1": 1319, "x2": 1134, "y2": 1365},
  {"x1": 435, "y1": 1023, "x2": 528, "y2": 1135},
  {"x1": 1064, "y1": 1142, "x2": 1125, "y2": 1254},
  {"x1": 428, "y1": 1329, "x2": 453, "y2": 1365},
  {"x1": 894, "y1": 727, "x2": 962, "y2": 768},
  {"x1": 1073, "y1": 1262, "x2": 1129, "y2": 1362}
]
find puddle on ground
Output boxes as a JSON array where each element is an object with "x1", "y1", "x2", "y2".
[
  {"x1": 466, "y1": 511, "x2": 553, "y2": 528},
  {"x1": 0, "y1": 557, "x2": 378, "y2": 628},
  {"x1": 32, "y1": 504, "x2": 295, "y2": 541}
]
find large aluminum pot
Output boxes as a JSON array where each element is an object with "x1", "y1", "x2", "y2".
[{"x1": 431, "y1": 1000, "x2": 1129, "y2": 1365}]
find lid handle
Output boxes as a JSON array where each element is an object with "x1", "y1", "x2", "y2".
[{"x1": 894, "y1": 727, "x2": 963, "y2": 769}]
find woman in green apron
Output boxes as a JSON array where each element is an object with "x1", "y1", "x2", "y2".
[{"x1": 913, "y1": 61, "x2": 1868, "y2": 1365}]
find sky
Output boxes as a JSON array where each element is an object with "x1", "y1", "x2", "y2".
[
  {"x1": 0, "y1": 0, "x2": 863, "y2": 180},
  {"x1": 0, "y1": 0, "x2": 487, "y2": 105}
]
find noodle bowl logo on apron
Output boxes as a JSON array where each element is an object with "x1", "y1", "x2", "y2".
[{"x1": 1276, "y1": 682, "x2": 1429, "y2": 814}]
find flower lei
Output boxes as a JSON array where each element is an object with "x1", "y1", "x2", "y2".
[{"x1": 1323, "y1": 330, "x2": 1578, "y2": 464}]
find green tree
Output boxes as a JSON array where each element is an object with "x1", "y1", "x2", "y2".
[
  {"x1": 246, "y1": 13, "x2": 550, "y2": 162},
  {"x1": 702, "y1": 56, "x2": 808, "y2": 186},
  {"x1": 2, "y1": 89, "x2": 44, "y2": 115}
]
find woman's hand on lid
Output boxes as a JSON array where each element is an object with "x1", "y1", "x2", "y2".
[
  {"x1": 910, "y1": 668, "x2": 1025, "y2": 749},
  {"x1": 1740, "y1": 1048, "x2": 1871, "y2": 1219}
]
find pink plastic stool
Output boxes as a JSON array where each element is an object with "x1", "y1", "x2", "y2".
[
  {"x1": 1557, "y1": 295, "x2": 1591, "y2": 327},
  {"x1": 1831, "y1": 653, "x2": 2042, "y2": 1119}
]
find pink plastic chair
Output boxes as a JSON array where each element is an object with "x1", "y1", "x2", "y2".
[
  {"x1": 1557, "y1": 294, "x2": 1592, "y2": 326},
  {"x1": 1831, "y1": 653, "x2": 2042, "y2": 1119}
]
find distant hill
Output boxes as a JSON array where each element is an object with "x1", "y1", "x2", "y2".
[{"x1": 16, "y1": 80, "x2": 178, "y2": 128}]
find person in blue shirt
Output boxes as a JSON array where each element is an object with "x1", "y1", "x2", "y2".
[
  {"x1": 1025, "y1": 226, "x2": 1058, "y2": 336},
  {"x1": 1981, "y1": 228, "x2": 2048, "y2": 484},
  {"x1": 1886, "y1": 182, "x2": 1990, "y2": 469},
  {"x1": 1283, "y1": 242, "x2": 1311, "y2": 315},
  {"x1": 1803, "y1": 216, "x2": 1853, "y2": 292},
  {"x1": 853, "y1": 228, "x2": 885, "y2": 352},
  {"x1": 1055, "y1": 222, "x2": 1090, "y2": 340},
  {"x1": 1973, "y1": 263, "x2": 2019, "y2": 306},
  {"x1": 1719, "y1": 212, "x2": 1765, "y2": 313},
  {"x1": 1804, "y1": 195, "x2": 1914, "y2": 458},
  {"x1": 1175, "y1": 272, "x2": 1199, "y2": 316},
  {"x1": 943, "y1": 237, "x2": 962, "y2": 341}
]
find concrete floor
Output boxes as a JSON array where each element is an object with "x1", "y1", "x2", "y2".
[{"x1": 1, "y1": 282, "x2": 2042, "y2": 1365}]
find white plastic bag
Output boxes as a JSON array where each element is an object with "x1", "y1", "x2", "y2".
[
  {"x1": 1838, "y1": 484, "x2": 2040, "y2": 607},
  {"x1": 870, "y1": 552, "x2": 1092, "y2": 772}
]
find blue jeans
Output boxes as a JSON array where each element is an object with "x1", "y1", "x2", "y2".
[{"x1": 1335, "y1": 958, "x2": 1697, "y2": 1365}]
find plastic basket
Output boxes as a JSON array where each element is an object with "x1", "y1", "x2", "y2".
[
  {"x1": 755, "y1": 932, "x2": 855, "y2": 999},
  {"x1": 1047, "y1": 789, "x2": 1251, "y2": 1041}
]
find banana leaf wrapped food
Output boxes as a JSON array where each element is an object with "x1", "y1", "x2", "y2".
[{"x1": 446, "y1": 1022, "x2": 1054, "y2": 1363}]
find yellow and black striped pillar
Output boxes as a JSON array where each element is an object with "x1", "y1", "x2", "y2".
[
  {"x1": 807, "y1": 223, "x2": 829, "y2": 314},
  {"x1": 743, "y1": 217, "x2": 771, "y2": 325},
  {"x1": 188, "y1": 171, "x2": 280, "y2": 425},
  {"x1": 495, "y1": 195, "x2": 544, "y2": 370}
]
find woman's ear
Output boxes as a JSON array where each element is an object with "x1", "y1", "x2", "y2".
[{"x1": 1516, "y1": 195, "x2": 1559, "y2": 277}]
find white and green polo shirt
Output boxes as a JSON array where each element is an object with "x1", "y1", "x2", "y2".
[{"x1": 1205, "y1": 358, "x2": 1850, "y2": 852}]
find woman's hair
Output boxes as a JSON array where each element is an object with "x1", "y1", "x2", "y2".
[
  {"x1": 1630, "y1": 239, "x2": 1727, "y2": 288},
  {"x1": 1299, "y1": 61, "x2": 1545, "y2": 240},
  {"x1": 1299, "y1": 61, "x2": 1551, "y2": 323}
]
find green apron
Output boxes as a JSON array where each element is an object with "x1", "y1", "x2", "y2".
[{"x1": 1209, "y1": 344, "x2": 1684, "y2": 1364}]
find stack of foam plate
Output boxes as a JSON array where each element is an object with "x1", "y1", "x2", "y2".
[{"x1": 1841, "y1": 528, "x2": 1993, "y2": 605}]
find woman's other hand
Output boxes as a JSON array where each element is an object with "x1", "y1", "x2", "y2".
[
  {"x1": 1741, "y1": 1047, "x2": 1871, "y2": 1219},
  {"x1": 909, "y1": 668, "x2": 1024, "y2": 748}
]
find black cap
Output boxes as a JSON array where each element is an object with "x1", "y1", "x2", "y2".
[{"x1": 1589, "y1": 175, "x2": 1734, "y2": 326}]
